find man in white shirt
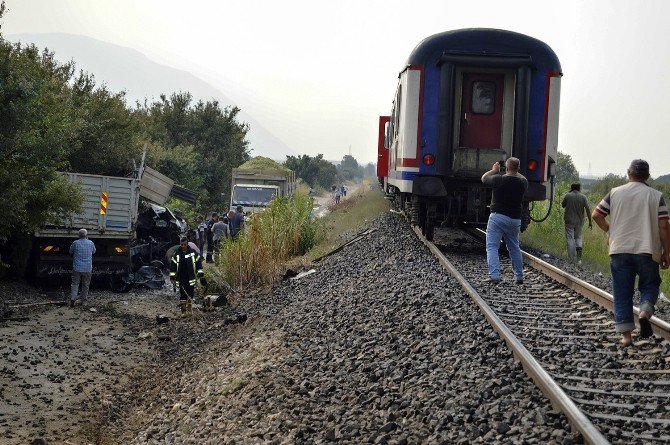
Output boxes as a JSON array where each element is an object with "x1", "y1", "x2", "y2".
[{"x1": 592, "y1": 159, "x2": 670, "y2": 346}]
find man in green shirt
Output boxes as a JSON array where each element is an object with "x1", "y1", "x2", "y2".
[{"x1": 562, "y1": 183, "x2": 592, "y2": 262}]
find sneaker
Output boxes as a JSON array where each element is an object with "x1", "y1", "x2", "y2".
[
  {"x1": 69, "y1": 299, "x2": 75, "y2": 308},
  {"x1": 482, "y1": 278, "x2": 501, "y2": 285},
  {"x1": 515, "y1": 279, "x2": 524, "y2": 285}
]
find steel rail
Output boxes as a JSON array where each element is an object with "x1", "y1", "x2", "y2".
[
  {"x1": 473, "y1": 228, "x2": 670, "y2": 341},
  {"x1": 413, "y1": 226, "x2": 609, "y2": 445}
]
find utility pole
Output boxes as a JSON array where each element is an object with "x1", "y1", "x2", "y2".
[{"x1": 348, "y1": 145, "x2": 352, "y2": 157}]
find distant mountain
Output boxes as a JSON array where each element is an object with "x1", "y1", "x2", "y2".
[
  {"x1": 656, "y1": 174, "x2": 670, "y2": 184},
  {"x1": 6, "y1": 33, "x2": 295, "y2": 159}
]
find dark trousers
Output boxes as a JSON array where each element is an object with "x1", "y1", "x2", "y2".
[
  {"x1": 178, "y1": 284, "x2": 195, "y2": 301},
  {"x1": 206, "y1": 237, "x2": 214, "y2": 262}
]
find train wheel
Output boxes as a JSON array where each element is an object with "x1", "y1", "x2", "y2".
[
  {"x1": 419, "y1": 202, "x2": 427, "y2": 234},
  {"x1": 424, "y1": 203, "x2": 436, "y2": 241},
  {"x1": 425, "y1": 219, "x2": 435, "y2": 241}
]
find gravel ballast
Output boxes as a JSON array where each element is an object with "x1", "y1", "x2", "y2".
[{"x1": 121, "y1": 212, "x2": 582, "y2": 444}]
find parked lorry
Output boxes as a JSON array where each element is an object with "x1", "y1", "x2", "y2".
[
  {"x1": 230, "y1": 168, "x2": 297, "y2": 213},
  {"x1": 30, "y1": 160, "x2": 195, "y2": 284}
]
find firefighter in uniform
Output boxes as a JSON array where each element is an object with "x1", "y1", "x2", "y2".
[{"x1": 169, "y1": 236, "x2": 205, "y2": 314}]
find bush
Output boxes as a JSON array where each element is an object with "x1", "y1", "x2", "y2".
[{"x1": 211, "y1": 193, "x2": 323, "y2": 287}]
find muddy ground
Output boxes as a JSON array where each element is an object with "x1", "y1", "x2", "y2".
[{"x1": 0, "y1": 279, "x2": 245, "y2": 445}]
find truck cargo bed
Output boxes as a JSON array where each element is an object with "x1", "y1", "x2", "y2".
[{"x1": 35, "y1": 173, "x2": 138, "y2": 239}]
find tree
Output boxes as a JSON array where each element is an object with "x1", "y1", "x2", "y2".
[
  {"x1": 285, "y1": 154, "x2": 338, "y2": 189},
  {"x1": 338, "y1": 155, "x2": 361, "y2": 180},
  {"x1": 137, "y1": 94, "x2": 250, "y2": 211},
  {"x1": 67, "y1": 73, "x2": 142, "y2": 176},
  {"x1": 0, "y1": 36, "x2": 82, "y2": 240},
  {"x1": 556, "y1": 151, "x2": 579, "y2": 184},
  {"x1": 588, "y1": 173, "x2": 627, "y2": 198},
  {"x1": 362, "y1": 162, "x2": 376, "y2": 178}
]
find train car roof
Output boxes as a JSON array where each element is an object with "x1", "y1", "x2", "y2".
[{"x1": 406, "y1": 28, "x2": 561, "y2": 73}]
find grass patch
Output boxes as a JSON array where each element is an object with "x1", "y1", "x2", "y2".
[
  {"x1": 522, "y1": 183, "x2": 670, "y2": 296},
  {"x1": 207, "y1": 192, "x2": 322, "y2": 287},
  {"x1": 220, "y1": 377, "x2": 247, "y2": 395},
  {"x1": 305, "y1": 182, "x2": 390, "y2": 262},
  {"x1": 205, "y1": 182, "x2": 389, "y2": 289}
]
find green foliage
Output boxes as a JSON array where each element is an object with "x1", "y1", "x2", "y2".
[
  {"x1": 362, "y1": 162, "x2": 376, "y2": 178},
  {"x1": 137, "y1": 93, "x2": 250, "y2": 212},
  {"x1": 338, "y1": 155, "x2": 361, "y2": 180},
  {"x1": 587, "y1": 173, "x2": 627, "y2": 198},
  {"x1": 285, "y1": 154, "x2": 338, "y2": 189},
  {"x1": 522, "y1": 182, "x2": 670, "y2": 297},
  {"x1": 145, "y1": 141, "x2": 202, "y2": 192},
  {"x1": 67, "y1": 73, "x2": 141, "y2": 176},
  {"x1": 556, "y1": 151, "x2": 579, "y2": 184},
  {"x1": 0, "y1": 37, "x2": 82, "y2": 240},
  {"x1": 212, "y1": 192, "x2": 323, "y2": 286},
  {"x1": 0, "y1": 6, "x2": 252, "y2": 243},
  {"x1": 239, "y1": 156, "x2": 290, "y2": 172}
]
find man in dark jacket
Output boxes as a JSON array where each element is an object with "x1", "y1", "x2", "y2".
[
  {"x1": 229, "y1": 206, "x2": 245, "y2": 240},
  {"x1": 169, "y1": 236, "x2": 205, "y2": 314}
]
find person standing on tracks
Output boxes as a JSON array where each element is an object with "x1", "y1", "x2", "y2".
[
  {"x1": 69, "y1": 228, "x2": 96, "y2": 307},
  {"x1": 592, "y1": 159, "x2": 670, "y2": 346},
  {"x1": 562, "y1": 183, "x2": 593, "y2": 263},
  {"x1": 481, "y1": 158, "x2": 529, "y2": 285},
  {"x1": 169, "y1": 236, "x2": 205, "y2": 315}
]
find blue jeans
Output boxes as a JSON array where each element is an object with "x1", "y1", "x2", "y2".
[
  {"x1": 610, "y1": 253, "x2": 661, "y2": 333},
  {"x1": 486, "y1": 213, "x2": 524, "y2": 280}
]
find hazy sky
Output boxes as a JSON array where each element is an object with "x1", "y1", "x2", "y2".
[{"x1": 3, "y1": 0, "x2": 670, "y2": 175}]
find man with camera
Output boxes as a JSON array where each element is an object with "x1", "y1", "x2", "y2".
[{"x1": 481, "y1": 157, "x2": 529, "y2": 285}]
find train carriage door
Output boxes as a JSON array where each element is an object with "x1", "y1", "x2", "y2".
[
  {"x1": 452, "y1": 69, "x2": 514, "y2": 175},
  {"x1": 459, "y1": 73, "x2": 504, "y2": 149}
]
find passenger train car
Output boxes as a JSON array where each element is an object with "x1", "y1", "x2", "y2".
[{"x1": 377, "y1": 29, "x2": 561, "y2": 240}]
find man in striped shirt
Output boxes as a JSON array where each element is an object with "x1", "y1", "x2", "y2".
[{"x1": 592, "y1": 159, "x2": 670, "y2": 346}]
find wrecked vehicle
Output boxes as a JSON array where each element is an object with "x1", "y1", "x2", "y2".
[{"x1": 29, "y1": 159, "x2": 195, "y2": 288}]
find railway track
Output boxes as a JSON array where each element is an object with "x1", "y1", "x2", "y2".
[{"x1": 414, "y1": 225, "x2": 670, "y2": 445}]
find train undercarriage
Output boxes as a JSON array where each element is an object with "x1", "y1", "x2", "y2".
[{"x1": 386, "y1": 182, "x2": 532, "y2": 241}]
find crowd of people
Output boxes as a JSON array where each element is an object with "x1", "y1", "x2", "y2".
[
  {"x1": 68, "y1": 161, "x2": 670, "y2": 341},
  {"x1": 186, "y1": 205, "x2": 246, "y2": 262},
  {"x1": 332, "y1": 183, "x2": 348, "y2": 205}
]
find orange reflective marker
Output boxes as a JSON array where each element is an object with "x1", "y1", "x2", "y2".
[{"x1": 100, "y1": 192, "x2": 109, "y2": 215}]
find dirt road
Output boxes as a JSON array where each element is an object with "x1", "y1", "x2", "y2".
[
  {"x1": 312, "y1": 182, "x2": 361, "y2": 218},
  {"x1": 0, "y1": 281, "x2": 187, "y2": 444}
]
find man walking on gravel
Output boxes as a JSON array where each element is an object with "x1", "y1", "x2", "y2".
[
  {"x1": 69, "y1": 228, "x2": 96, "y2": 307},
  {"x1": 481, "y1": 157, "x2": 528, "y2": 284},
  {"x1": 562, "y1": 183, "x2": 593, "y2": 263},
  {"x1": 592, "y1": 159, "x2": 670, "y2": 346},
  {"x1": 169, "y1": 236, "x2": 205, "y2": 315}
]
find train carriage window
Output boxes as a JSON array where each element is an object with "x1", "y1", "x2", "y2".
[{"x1": 472, "y1": 81, "x2": 495, "y2": 115}]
